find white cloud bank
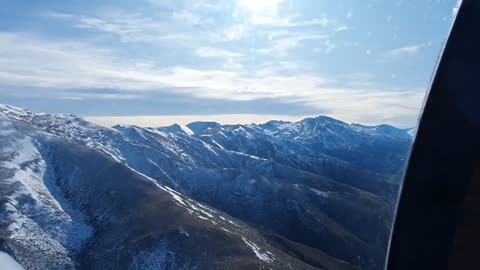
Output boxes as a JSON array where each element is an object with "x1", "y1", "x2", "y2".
[{"x1": 0, "y1": 32, "x2": 426, "y2": 126}]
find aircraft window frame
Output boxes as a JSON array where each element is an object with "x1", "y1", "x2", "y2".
[{"x1": 386, "y1": 0, "x2": 480, "y2": 269}]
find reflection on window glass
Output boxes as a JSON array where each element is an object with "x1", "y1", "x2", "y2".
[{"x1": 0, "y1": 0, "x2": 459, "y2": 269}]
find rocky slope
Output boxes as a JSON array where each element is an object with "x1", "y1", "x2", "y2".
[{"x1": 0, "y1": 104, "x2": 413, "y2": 270}]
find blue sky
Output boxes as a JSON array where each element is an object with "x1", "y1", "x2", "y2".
[{"x1": 0, "y1": 0, "x2": 459, "y2": 127}]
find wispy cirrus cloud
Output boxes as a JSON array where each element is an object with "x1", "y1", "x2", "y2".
[
  {"x1": 172, "y1": 10, "x2": 213, "y2": 25},
  {"x1": 334, "y1": 26, "x2": 350, "y2": 32},
  {"x1": 249, "y1": 15, "x2": 330, "y2": 28},
  {"x1": 43, "y1": 4, "x2": 346, "y2": 60},
  {"x1": 385, "y1": 42, "x2": 432, "y2": 58},
  {"x1": 386, "y1": 45, "x2": 422, "y2": 56},
  {"x1": 42, "y1": 10, "x2": 208, "y2": 44},
  {"x1": 257, "y1": 33, "x2": 329, "y2": 56},
  {"x1": 195, "y1": 47, "x2": 243, "y2": 58}
]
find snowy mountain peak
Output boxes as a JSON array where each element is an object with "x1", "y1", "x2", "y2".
[
  {"x1": 0, "y1": 103, "x2": 28, "y2": 111},
  {"x1": 257, "y1": 120, "x2": 292, "y2": 133},
  {"x1": 303, "y1": 115, "x2": 348, "y2": 127},
  {"x1": 0, "y1": 103, "x2": 32, "y2": 118},
  {"x1": 261, "y1": 120, "x2": 292, "y2": 126},
  {"x1": 0, "y1": 103, "x2": 84, "y2": 125},
  {"x1": 157, "y1": 123, "x2": 194, "y2": 135},
  {"x1": 350, "y1": 123, "x2": 413, "y2": 138},
  {"x1": 405, "y1": 127, "x2": 416, "y2": 137},
  {"x1": 111, "y1": 124, "x2": 132, "y2": 129},
  {"x1": 186, "y1": 121, "x2": 221, "y2": 134}
]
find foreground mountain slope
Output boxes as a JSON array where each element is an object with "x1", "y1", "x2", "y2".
[
  {"x1": 106, "y1": 125, "x2": 396, "y2": 269},
  {"x1": 0, "y1": 105, "x2": 356, "y2": 270}
]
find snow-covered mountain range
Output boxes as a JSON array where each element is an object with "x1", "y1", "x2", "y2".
[{"x1": 0, "y1": 104, "x2": 413, "y2": 270}]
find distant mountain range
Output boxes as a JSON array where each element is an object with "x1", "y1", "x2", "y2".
[{"x1": 0, "y1": 104, "x2": 413, "y2": 270}]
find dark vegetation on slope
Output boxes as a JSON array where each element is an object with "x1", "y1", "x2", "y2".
[{"x1": 40, "y1": 138, "x2": 342, "y2": 270}]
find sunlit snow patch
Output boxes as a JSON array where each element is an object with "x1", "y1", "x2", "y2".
[
  {"x1": 0, "y1": 252, "x2": 25, "y2": 270},
  {"x1": 310, "y1": 188, "x2": 330, "y2": 198},
  {"x1": 241, "y1": 238, "x2": 275, "y2": 263},
  {"x1": 0, "y1": 115, "x2": 93, "y2": 268}
]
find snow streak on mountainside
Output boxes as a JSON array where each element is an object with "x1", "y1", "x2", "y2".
[{"x1": 0, "y1": 104, "x2": 413, "y2": 270}]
